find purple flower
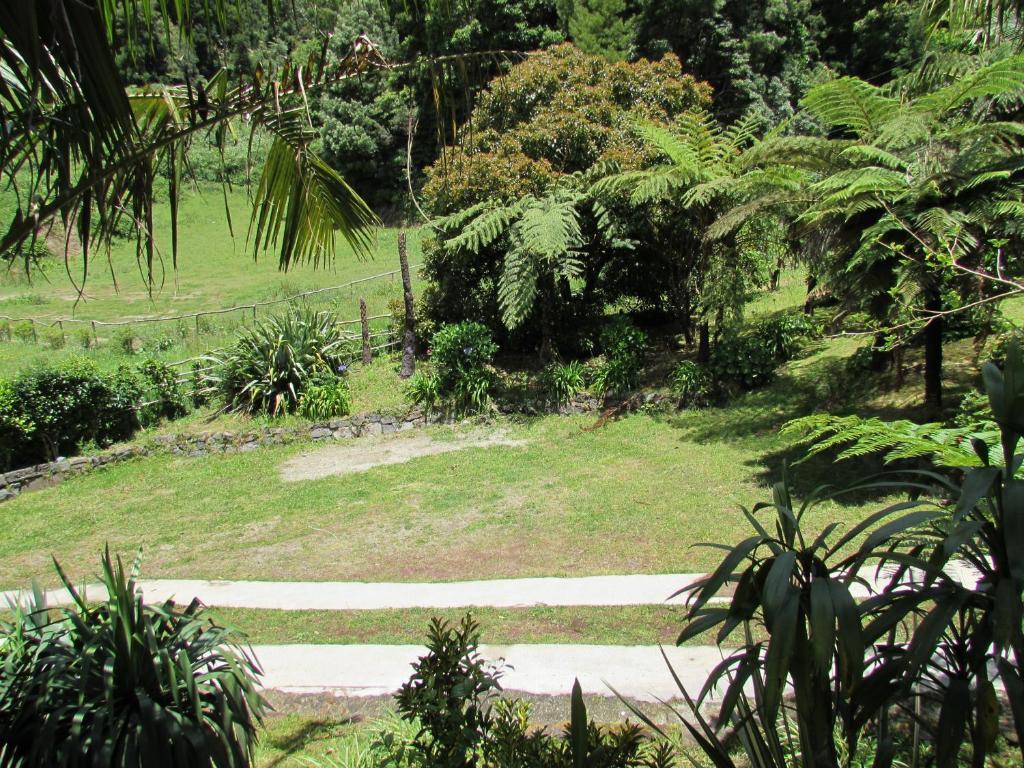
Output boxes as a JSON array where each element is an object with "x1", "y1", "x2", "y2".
[
  {"x1": 463, "y1": 346, "x2": 474, "y2": 355},
  {"x1": 336, "y1": 363, "x2": 348, "y2": 374}
]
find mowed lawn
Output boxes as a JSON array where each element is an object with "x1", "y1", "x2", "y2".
[{"x1": 0, "y1": 388, "x2": 888, "y2": 589}]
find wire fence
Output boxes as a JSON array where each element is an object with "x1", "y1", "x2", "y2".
[{"x1": 0, "y1": 265, "x2": 420, "y2": 347}]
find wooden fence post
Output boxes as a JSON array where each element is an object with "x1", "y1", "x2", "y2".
[
  {"x1": 29, "y1": 318, "x2": 37, "y2": 342},
  {"x1": 398, "y1": 231, "x2": 416, "y2": 379},
  {"x1": 91, "y1": 321, "x2": 98, "y2": 346},
  {"x1": 58, "y1": 320, "x2": 65, "y2": 346},
  {"x1": 360, "y1": 299, "x2": 372, "y2": 365}
]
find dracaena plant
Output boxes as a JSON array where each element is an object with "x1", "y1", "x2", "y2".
[
  {"x1": 675, "y1": 473, "x2": 940, "y2": 768},
  {"x1": 0, "y1": 548, "x2": 266, "y2": 767}
]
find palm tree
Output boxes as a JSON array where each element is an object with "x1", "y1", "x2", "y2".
[{"x1": 1, "y1": 1, "x2": 491, "y2": 293}]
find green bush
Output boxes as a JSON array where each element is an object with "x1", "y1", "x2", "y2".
[
  {"x1": 0, "y1": 550, "x2": 266, "y2": 766},
  {"x1": 753, "y1": 311, "x2": 815, "y2": 360},
  {"x1": 138, "y1": 358, "x2": 189, "y2": 424},
  {"x1": 9, "y1": 359, "x2": 141, "y2": 464},
  {"x1": 0, "y1": 320, "x2": 9, "y2": 341},
  {"x1": 406, "y1": 370, "x2": 441, "y2": 412},
  {"x1": 541, "y1": 360, "x2": 586, "y2": 403},
  {"x1": 40, "y1": 326, "x2": 64, "y2": 349},
  {"x1": 391, "y1": 614, "x2": 676, "y2": 768},
  {"x1": 420, "y1": 321, "x2": 498, "y2": 413},
  {"x1": 593, "y1": 319, "x2": 646, "y2": 396},
  {"x1": 0, "y1": 380, "x2": 32, "y2": 471},
  {"x1": 298, "y1": 375, "x2": 352, "y2": 420},
  {"x1": 708, "y1": 332, "x2": 777, "y2": 392},
  {"x1": 395, "y1": 615, "x2": 502, "y2": 768},
  {"x1": 114, "y1": 328, "x2": 141, "y2": 355},
  {"x1": 12, "y1": 321, "x2": 33, "y2": 343},
  {"x1": 212, "y1": 308, "x2": 347, "y2": 415},
  {"x1": 670, "y1": 360, "x2": 712, "y2": 407},
  {"x1": 71, "y1": 327, "x2": 93, "y2": 349}
]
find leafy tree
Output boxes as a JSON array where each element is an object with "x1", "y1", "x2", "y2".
[
  {"x1": 418, "y1": 44, "x2": 712, "y2": 352},
  {"x1": 599, "y1": 112, "x2": 783, "y2": 360},
  {"x1": 633, "y1": 0, "x2": 825, "y2": 122},
  {"x1": 567, "y1": 0, "x2": 634, "y2": 61}
]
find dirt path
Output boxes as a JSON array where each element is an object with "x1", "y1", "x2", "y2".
[{"x1": 279, "y1": 429, "x2": 527, "y2": 482}]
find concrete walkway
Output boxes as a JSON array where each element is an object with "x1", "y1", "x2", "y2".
[
  {"x1": 3, "y1": 573, "x2": 708, "y2": 610},
  {"x1": 251, "y1": 643, "x2": 727, "y2": 702}
]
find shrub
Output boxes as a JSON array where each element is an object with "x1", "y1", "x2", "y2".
[
  {"x1": 0, "y1": 320, "x2": 9, "y2": 341},
  {"x1": 593, "y1": 318, "x2": 646, "y2": 396},
  {"x1": 213, "y1": 308, "x2": 347, "y2": 415},
  {"x1": 298, "y1": 375, "x2": 352, "y2": 420},
  {"x1": 670, "y1": 360, "x2": 712, "y2": 407},
  {"x1": 395, "y1": 615, "x2": 502, "y2": 768},
  {"x1": 708, "y1": 332, "x2": 778, "y2": 392},
  {"x1": 40, "y1": 326, "x2": 64, "y2": 349},
  {"x1": 12, "y1": 321, "x2": 33, "y2": 343},
  {"x1": 419, "y1": 321, "x2": 498, "y2": 413},
  {"x1": 114, "y1": 328, "x2": 142, "y2": 355},
  {"x1": 541, "y1": 360, "x2": 586, "y2": 403},
  {"x1": 0, "y1": 379, "x2": 32, "y2": 471},
  {"x1": 11, "y1": 359, "x2": 139, "y2": 462},
  {"x1": 753, "y1": 311, "x2": 815, "y2": 360},
  {"x1": 406, "y1": 370, "x2": 441, "y2": 412},
  {"x1": 146, "y1": 334, "x2": 177, "y2": 353},
  {"x1": 391, "y1": 615, "x2": 676, "y2": 768},
  {"x1": 71, "y1": 327, "x2": 93, "y2": 349},
  {"x1": 0, "y1": 550, "x2": 266, "y2": 766},
  {"x1": 138, "y1": 358, "x2": 189, "y2": 423}
]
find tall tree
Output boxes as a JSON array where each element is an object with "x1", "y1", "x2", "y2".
[{"x1": 567, "y1": 0, "x2": 634, "y2": 61}]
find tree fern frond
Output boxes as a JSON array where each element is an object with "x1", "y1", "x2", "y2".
[
  {"x1": 498, "y1": 245, "x2": 539, "y2": 329},
  {"x1": 444, "y1": 201, "x2": 522, "y2": 254},
  {"x1": 914, "y1": 54, "x2": 1024, "y2": 115},
  {"x1": 800, "y1": 77, "x2": 900, "y2": 137}
]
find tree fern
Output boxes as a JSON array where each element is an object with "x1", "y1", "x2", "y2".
[{"x1": 782, "y1": 413, "x2": 1000, "y2": 468}]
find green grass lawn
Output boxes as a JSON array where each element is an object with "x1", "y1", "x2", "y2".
[
  {"x1": 0, "y1": 345, "x2": 897, "y2": 589},
  {"x1": 0, "y1": 186, "x2": 422, "y2": 378}
]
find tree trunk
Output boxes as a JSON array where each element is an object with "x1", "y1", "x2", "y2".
[
  {"x1": 697, "y1": 322, "x2": 710, "y2": 363},
  {"x1": 398, "y1": 231, "x2": 416, "y2": 379},
  {"x1": 804, "y1": 274, "x2": 817, "y2": 315},
  {"x1": 869, "y1": 331, "x2": 891, "y2": 372},
  {"x1": 924, "y1": 283, "x2": 944, "y2": 412},
  {"x1": 359, "y1": 299, "x2": 372, "y2": 366},
  {"x1": 539, "y1": 274, "x2": 557, "y2": 362}
]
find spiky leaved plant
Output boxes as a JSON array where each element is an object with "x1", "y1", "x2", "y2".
[
  {"x1": 0, "y1": 549, "x2": 266, "y2": 767},
  {"x1": 209, "y1": 308, "x2": 347, "y2": 415}
]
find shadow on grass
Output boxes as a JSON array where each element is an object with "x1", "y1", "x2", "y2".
[{"x1": 261, "y1": 717, "x2": 359, "y2": 767}]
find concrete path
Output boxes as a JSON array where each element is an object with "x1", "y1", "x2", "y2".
[
  {"x1": 251, "y1": 643, "x2": 727, "y2": 702},
  {"x1": 3, "y1": 573, "x2": 707, "y2": 610}
]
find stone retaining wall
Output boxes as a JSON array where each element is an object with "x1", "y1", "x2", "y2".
[{"x1": 0, "y1": 392, "x2": 674, "y2": 503}]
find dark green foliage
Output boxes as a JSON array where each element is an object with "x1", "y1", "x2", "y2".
[
  {"x1": 634, "y1": 0, "x2": 824, "y2": 122},
  {"x1": 566, "y1": 0, "x2": 633, "y2": 61},
  {"x1": 211, "y1": 309, "x2": 347, "y2": 416},
  {"x1": 541, "y1": 360, "x2": 587, "y2": 403},
  {"x1": 313, "y1": 0, "x2": 413, "y2": 211},
  {"x1": 670, "y1": 360, "x2": 712, "y2": 407},
  {"x1": 4, "y1": 359, "x2": 142, "y2": 467},
  {"x1": 0, "y1": 380, "x2": 32, "y2": 472},
  {"x1": 593, "y1": 319, "x2": 647, "y2": 396},
  {"x1": 138, "y1": 359, "x2": 189, "y2": 424},
  {"x1": 395, "y1": 615, "x2": 502, "y2": 768},
  {"x1": 708, "y1": 332, "x2": 778, "y2": 392},
  {"x1": 0, "y1": 550, "x2": 266, "y2": 767},
  {"x1": 754, "y1": 311, "x2": 816, "y2": 360}
]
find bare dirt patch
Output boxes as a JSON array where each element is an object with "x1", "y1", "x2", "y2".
[{"x1": 279, "y1": 430, "x2": 528, "y2": 483}]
